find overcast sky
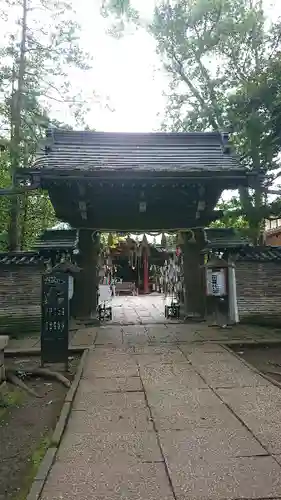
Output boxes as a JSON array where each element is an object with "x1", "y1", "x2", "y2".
[
  {"x1": 56, "y1": 0, "x2": 281, "y2": 132},
  {"x1": 1, "y1": 0, "x2": 280, "y2": 132}
]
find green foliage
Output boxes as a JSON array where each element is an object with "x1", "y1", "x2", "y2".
[
  {"x1": 106, "y1": 0, "x2": 281, "y2": 242},
  {"x1": 211, "y1": 197, "x2": 249, "y2": 229},
  {"x1": 101, "y1": 0, "x2": 141, "y2": 37},
  {"x1": 151, "y1": 0, "x2": 281, "y2": 242},
  {"x1": 0, "y1": 0, "x2": 92, "y2": 250}
]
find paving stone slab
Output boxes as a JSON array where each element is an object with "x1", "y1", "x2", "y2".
[
  {"x1": 148, "y1": 332, "x2": 178, "y2": 343},
  {"x1": 41, "y1": 462, "x2": 174, "y2": 500},
  {"x1": 95, "y1": 327, "x2": 123, "y2": 345},
  {"x1": 83, "y1": 359, "x2": 138, "y2": 379},
  {"x1": 140, "y1": 364, "x2": 207, "y2": 390},
  {"x1": 158, "y1": 427, "x2": 266, "y2": 462},
  {"x1": 189, "y1": 353, "x2": 269, "y2": 388},
  {"x1": 136, "y1": 351, "x2": 187, "y2": 366},
  {"x1": 174, "y1": 333, "x2": 206, "y2": 343},
  {"x1": 123, "y1": 334, "x2": 149, "y2": 345},
  {"x1": 147, "y1": 389, "x2": 240, "y2": 431},
  {"x1": 71, "y1": 330, "x2": 97, "y2": 346},
  {"x1": 121, "y1": 326, "x2": 148, "y2": 334},
  {"x1": 132, "y1": 345, "x2": 177, "y2": 354},
  {"x1": 198, "y1": 333, "x2": 239, "y2": 342},
  {"x1": 73, "y1": 390, "x2": 147, "y2": 411},
  {"x1": 67, "y1": 404, "x2": 153, "y2": 432},
  {"x1": 95, "y1": 337, "x2": 123, "y2": 346},
  {"x1": 82, "y1": 376, "x2": 142, "y2": 393},
  {"x1": 273, "y1": 455, "x2": 281, "y2": 467},
  {"x1": 90, "y1": 347, "x2": 135, "y2": 356},
  {"x1": 218, "y1": 386, "x2": 281, "y2": 453},
  {"x1": 179, "y1": 343, "x2": 228, "y2": 354},
  {"x1": 187, "y1": 350, "x2": 239, "y2": 364},
  {"x1": 57, "y1": 431, "x2": 162, "y2": 464},
  {"x1": 85, "y1": 353, "x2": 135, "y2": 366},
  {"x1": 166, "y1": 456, "x2": 281, "y2": 500},
  {"x1": 152, "y1": 407, "x2": 241, "y2": 432},
  {"x1": 146, "y1": 387, "x2": 220, "y2": 408},
  {"x1": 86, "y1": 355, "x2": 136, "y2": 367}
]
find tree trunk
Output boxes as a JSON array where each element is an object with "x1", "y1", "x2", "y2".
[
  {"x1": 20, "y1": 193, "x2": 28, "y2": 250},
  {"x1": 8, "y1": 0, "x2": 28, "y2": 251}
]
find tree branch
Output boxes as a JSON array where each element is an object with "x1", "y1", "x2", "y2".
[{"x1": 170, "y1": 51, "x2": 219, "y2": 131}]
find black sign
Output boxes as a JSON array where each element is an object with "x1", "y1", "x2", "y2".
[{"x1": 41, "y1": 271, "x2": 69, "y2": 366}]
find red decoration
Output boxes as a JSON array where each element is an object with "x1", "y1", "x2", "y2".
[{"x1": 143, "y1": 249, "x2": 149, "y2": 294}]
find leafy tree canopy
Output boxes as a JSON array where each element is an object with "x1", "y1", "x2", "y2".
[
  {"x1": 103, "y1": 0, "x2": 281, "y2": 243},
  {"x1": 0, "y1": 0, "x2": 93, "y2": 251}
]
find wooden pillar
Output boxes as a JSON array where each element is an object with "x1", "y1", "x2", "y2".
[
  {"x1": 72, "y1": 230, "x2": 100, "y2": 319},
  {"x1": 183, "y1": 229, "x2": 206, "y2": 319},
  {"x1": 143, "y1": 249, "x2": 149, "y2": 294}
]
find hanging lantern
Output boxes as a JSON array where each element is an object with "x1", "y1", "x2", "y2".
[
  {"x1": 129, "y1": 250, "x2": 133, "y2": 267},
  {"x1": 186, "y1": 230, "x2": 196, "y2": 244},
  {"x1": 176, "y1": 232, "x2": 184, "y2": 246},
  {"x1": 161, "y1": 233, "x2": 167, "y2": 248},
  {"x1": 137, "y1": 244, "x2": 142, "y2": 258},
  {"x1": 107, "y1": 233, "x2": 114, "y2": 247},
  {"x1": 140, "y1": 234, "x2": 150, "y2": 256},
  {"x1": 141, "y1": 234, "x2": 148, "y2": 247}
]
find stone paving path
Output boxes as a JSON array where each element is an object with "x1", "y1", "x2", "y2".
[
  {"x1": 40, "y1": 332, "x2": 281, "y2": 500},
  {"x1": 7, "y1": 295, "x2": 281, "y2": 352},
  {"x1": 111, "y1": 294, "x2": 172, "y2": 324}
]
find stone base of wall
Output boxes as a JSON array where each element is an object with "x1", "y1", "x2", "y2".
[
  {"x1": 0, "y1": 336, "x2": 9, "y2": 383},
  {"x1": 240, "y1": 314, "x2": 281, "y2": 328},
  {"x1": 0, "y1": 306, "x2": 40, "y2": 337}
]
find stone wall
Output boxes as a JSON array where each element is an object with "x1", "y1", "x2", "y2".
[
  {"x1": 0, "y1": 255, "x2": 44, "y2": 336},
  {"x1": 235, "y1": 260, "x2": 281, "y2": 325}
]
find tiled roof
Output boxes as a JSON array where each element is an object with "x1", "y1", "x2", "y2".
[
  {"x1": 0, "y1": 252, "x2": 44, "y2": 265},
  {"x1": 33, "y1": 129, "x2": 244, "y2": 173},
  {"x1": 234, "y1": 246, "x2": 281, "y2": 262},
  {"x1": 205, "y1": 228, "x2": 251, "y2": 250},
  {"x1": 34, "y1": 229, "x2": 78, "y2": 251}
]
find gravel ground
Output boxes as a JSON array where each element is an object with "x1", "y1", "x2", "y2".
[
  {"x1": 231, "y1": 343, "x2": 281, "y2": 384},
  {"x1": 0, "y1": 356, "x2": 79, "y2": 500}
]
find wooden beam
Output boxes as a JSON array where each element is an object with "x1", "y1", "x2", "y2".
[{"x1": 29, "y1": 168, "x2": 252, "y2": 184}]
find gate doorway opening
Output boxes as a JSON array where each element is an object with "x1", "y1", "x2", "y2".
[
  {"x1": 98, "y1": 232, "x2": 183, "y2": 324},
  {"x1": 110, "y1": 294, "x2": 175, "y2": 325}
]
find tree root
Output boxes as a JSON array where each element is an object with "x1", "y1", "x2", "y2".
[
  {"x1": 29, "y1": 368, "x2": 71, "y2": 388},
  {"x1": 6, "y1": 371, "x2": 42, "y2": 398},
  {"x1": 7, "y1": 367, "x2": 71, "y2": 388}
]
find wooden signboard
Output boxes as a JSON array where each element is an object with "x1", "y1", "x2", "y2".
[{"x1": 41, "y1": 271, "x2": 69, "y2": 368}]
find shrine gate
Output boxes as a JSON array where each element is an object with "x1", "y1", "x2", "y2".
[{"x1": 16, "y1": 130, "x2": 251, "y2": 320}]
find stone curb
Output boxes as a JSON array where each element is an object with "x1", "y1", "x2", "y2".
[
  {"x1": 225, "y1": 339, "x2": 281, "y2": 345},
  {"x1": 26, "y1": 348, "x2": 89, "y2": 500}
]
